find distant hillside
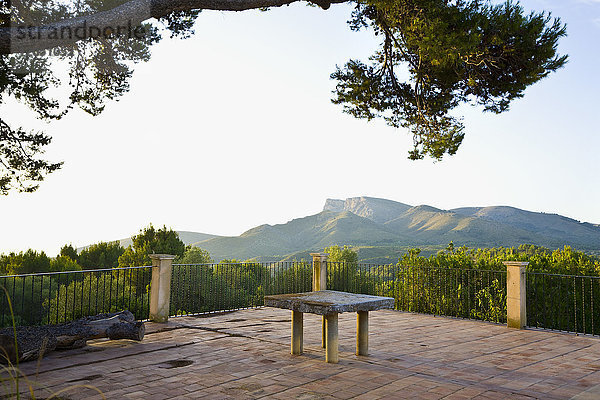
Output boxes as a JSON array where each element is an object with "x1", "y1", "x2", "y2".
[
  {"x1": 382, "y1": 205, "x2": 559, "y2": 248},
  {"x1": 195, "y1": 210, "x2": 409, "y2": 261},
  {"x1": 197, "y1": 196, "x2": 600, "y2": 262},
  {"x1": 79, "y1": 231, "x2": 220, "y2": 252},
  {"x1": 82, "y1": 197, "x2": 600, "y2": 262},
  {"x1": 324, "y1": 197, "x2": 411, "y2": 224},
  {"x1": 451, "y1": 206, "x2": 600, "y2": 249}
]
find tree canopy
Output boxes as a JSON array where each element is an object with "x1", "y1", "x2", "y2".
[
  {"x1": 324, "y1": 245, "x2": 358, "y2": 264},
  {"x1": 176, "y1": 246, "x2": 213, "y2": 264},
  {"x1": 332, "y1": 0, "x2": 567, "y2": 159},
  {"x1": 0, "y1": 249, "x2": 51, "y2": 274},
  {"x1": 59, "y1": 244, "x2": 79, "y2": 261},
  {"x1": 118, "y1": 224, "x2": 186, "y2": 267},
  {"x1": 0, "y1": 0, "x2": 567, "y2": 193},
  {"x1": 79, "y1": 241, "x2": 125, "y2": 269}
]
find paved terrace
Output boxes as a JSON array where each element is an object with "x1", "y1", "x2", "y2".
[{"x1": 9, "y1": 308, "x2": 600, "y2": 399}]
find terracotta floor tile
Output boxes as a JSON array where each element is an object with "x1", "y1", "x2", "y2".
[{"x1": 4, "y1": 308, "x2": 600, "y2": 400}]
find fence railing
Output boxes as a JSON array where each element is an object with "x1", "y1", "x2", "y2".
[
  {"x1": 1, "y1": 257, "x2": 598, "y2": 337},
  {"x1": 327, "y1": 262, "x2": 507, "y2": 323},
  {"x1": 0, "y1": 266, "x2": 152, "y2": 328},
  {"x1": 170, "y1": 261, "x2": 312, "y2": 317},
  {"x1": 527, "y1": 272, "x2": 600, "y2": 335}
]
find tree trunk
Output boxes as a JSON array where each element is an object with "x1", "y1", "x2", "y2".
[
  {"x1": 0, "y1": 0, "x2": 347, "y2": 54},
  {"x1": 0, "y1": 310, "x2": 145, "y2": 364}
]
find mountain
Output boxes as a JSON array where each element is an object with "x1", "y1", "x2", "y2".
[
  {"x1": 196, "y1": 196, "x2": 600, "y2": 262},
  {"x1": 84, "y1": 197, "x2": 600, "y2": 262},
  {"x1": 380, "y1": 205, "x2": 553, "y2": 248},
  {"x1": 323, "y1": 197, "x2": 411, "y2": 224},
  {"x1": 451, "y1": 206, "x2": 600, "y2": 249},
  {"x1": 195, "y1": 210, "x2": 408, "y2": 261}
]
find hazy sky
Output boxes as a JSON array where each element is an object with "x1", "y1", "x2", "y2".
[{"x1": 1, "y1": 0, "x2": 599, "y2": 256}]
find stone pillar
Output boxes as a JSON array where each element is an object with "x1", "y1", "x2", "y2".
[
  {"x1": 291, "y1": 311, "x2": 303, "y2": 355},
  {"x1": 311, "y1": 253, "x2": 329, "y2": 348},
  {"x1": 356, "y1": 311, "x2": 368, "y2": 356},
  {"x1": 321, "y1": 318, "x2": 326, "y2": 349},
  {"x1": 325, "y1": 313, "x2": 339, "y2": 364},
  {"x1": 149, "y1": 254, "x2": 176, "y2": 323},
  {"x1": 310, "y1": 253, "x2": 329, "y2": 291},
  {"x1": 504, "y1": 261, "x2": 529, "y2": 329}
]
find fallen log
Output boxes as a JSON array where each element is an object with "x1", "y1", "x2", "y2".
[{"x1": 0, "y1": 310, "x2": 145, "y2": 363}]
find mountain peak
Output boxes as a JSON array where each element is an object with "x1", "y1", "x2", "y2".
[
  {"x1": 323, "y1": 199, "x2": 345, "y2": 212},
  {"x1": 323, "y1": 196, "x2": 413, "y2": 224}
]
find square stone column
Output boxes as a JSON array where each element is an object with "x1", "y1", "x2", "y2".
[
  {"x1": 310, "y1": 253, "x2": 329, "y2": 291},
  {"x1": 149, "y1": 254, "x2": 176, "y2": 323},
  {"x1": 325, "y1": 313, "x2": 339, "y2": 364},
  {"x1": 311, "y1": 253, "x2": 329, "y2": 348},
  {"x1": 504, "y1": 261, "x2": 529, "y2": 329},
  {"x1": 291, "y1": 311, "x2": 303, "y2": 355},
  {"x1": 356, "y1": 311, "x2": 368, "y2": 356}
]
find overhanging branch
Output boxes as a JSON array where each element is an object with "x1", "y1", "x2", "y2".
[{"x1": 0, "y1": 0, "x2": 347, "y2": 54}]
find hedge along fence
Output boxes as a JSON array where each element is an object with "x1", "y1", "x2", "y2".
[
  {"x1": 1, "y1": 255, "x2": 598, "y2": 337},
  {"x1": 527, "y1": 272, "x2": 600, "y2": 335},
  {"x1": 0, "y1": 266, "x2": 152, "y2": 328},
  {"x1": 169, "y1": 261, "x2": 312, "y2": 317},
  {"x1": 167, "y1": 257, "x2": 513, "y2": 328},
  {"x1": 327, "y1": 262, "x2": 508, "y2": 323}
]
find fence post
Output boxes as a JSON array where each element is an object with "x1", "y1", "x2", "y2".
[
  {"x1": 311, "y1": 252, "x2": 329, "y2": 348},
  {"x1": 504, "y1": 261, "x2": 528, "y2": 329},
  {"x1": 310, "y1": 253, "x2": 329, "y2": 291},
  {"x1": 149, "y1": 254, "x2": 176, "y2": 323}
]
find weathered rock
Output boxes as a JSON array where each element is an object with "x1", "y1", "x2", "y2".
[{"x1": 0, "y1": 310, "x2": 144, "y2": 363}]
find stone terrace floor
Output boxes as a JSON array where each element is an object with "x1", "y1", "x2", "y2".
[{"x1": 7, "y1": 308, "x2": 600, "y2": 399}]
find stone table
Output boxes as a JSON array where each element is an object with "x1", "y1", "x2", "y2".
[{"x1": 264, "y1": 290, "x2": 394, "y2": 363}]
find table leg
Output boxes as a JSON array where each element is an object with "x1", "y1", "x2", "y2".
[
  {"x1": 325, "y1": 313, "x2": 339, "y2": 363},
  {"x1": 321, "y1": 316, "x2": 326, "y2": 348},
  {"x1": 291, "y1": 310, "x2": 303, "y2": 355},
  {"x1": 356, "y1": 311, "x2": 368, "y2": 356}
]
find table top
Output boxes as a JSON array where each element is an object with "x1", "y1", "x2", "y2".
[{"x1": 264, "y1": 290, "x2": 395, "y2": 315}]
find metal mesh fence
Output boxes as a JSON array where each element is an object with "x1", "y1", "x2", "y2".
[
  {"x1": 170, "y1": 261, "x2": 312, "y2": 317},
  {"x1": 527, "y1": 272, "x2": 600, "y2": 335},
  {"x1": 0, "y1": 266, "x2": 152, "y2": 328},
  {"x1": 5, "y1": 260, "x2": 599, "y2": 334},
  {"x1": 328, "y1": 262, "x2": 507, "y2": 323}
]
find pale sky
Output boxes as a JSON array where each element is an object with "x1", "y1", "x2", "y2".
[{"x1": 1, "y1": 0, "x2": 599, "y2": 256}]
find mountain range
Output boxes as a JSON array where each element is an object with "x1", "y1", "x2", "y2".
[
  {"x1": 183, "y1": 197, "x2": 600, "y2": 263},
  {"x1": 96, "y1": 197, "x2": 599, "y2": 263}
]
